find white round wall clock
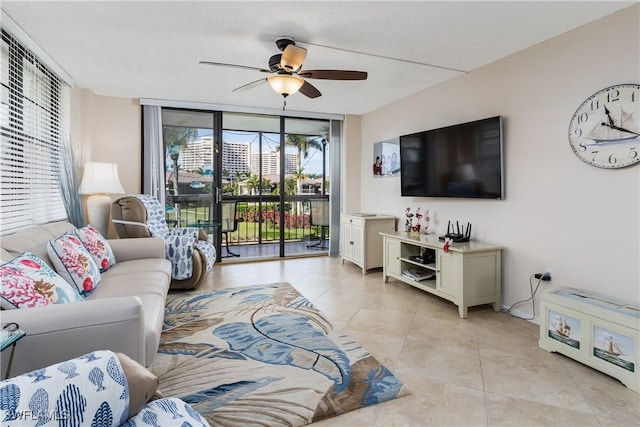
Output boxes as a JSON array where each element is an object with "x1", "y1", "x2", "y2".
[{"x1": 568, "y1": 83, "x2": 640, "y2": 168}]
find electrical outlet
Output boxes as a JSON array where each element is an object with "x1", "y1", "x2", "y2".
[{"x1": 544, "y1": 267, "x2": 553, "y2": 281}]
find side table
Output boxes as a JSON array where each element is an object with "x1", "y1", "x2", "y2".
[{"x1": 1, "y1": 322, "x2": 26, "y2": 380}]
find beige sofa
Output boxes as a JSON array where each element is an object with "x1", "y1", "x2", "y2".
[{"x1": 0, "y1": 221, "x2": 171, "y2": 375}]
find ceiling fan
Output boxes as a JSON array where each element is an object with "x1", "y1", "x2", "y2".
[{"x1": 200, "y1": 37, "x2": 367, "y2": 103}]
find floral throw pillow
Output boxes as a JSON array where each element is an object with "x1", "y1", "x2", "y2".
[
  {"x1": 47, "y1": 233, "x2": 102, "y2": 297},
  {"x1": 74, "y1": 225, "x2": 117, "y2": 272},
  {"x1": 0, "y1": 252, "x2": 84, "y2": 310}
]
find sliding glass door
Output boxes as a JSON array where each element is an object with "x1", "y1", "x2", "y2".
[
  {"x1": 160, "y1": 109, "x2": 222, "y2": 258},
  {"x1": 282, "y1": 117, "x2": 330, "y2": 256},
  {"x1": 221, "y1": 112, "x2": 331, "y2": 259},
  {"x1": 144, "y1": 105, "x2": 336, "y2": 261}
]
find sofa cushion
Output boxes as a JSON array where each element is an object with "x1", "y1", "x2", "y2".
[
  {"x1": 88, "y1": 271, "x2": 170, "y2": 299},
  {"x1": 136, "y1": 293, "x2": 166, "y2": 367},
  {"x1": 75, "y1": 225, "x2": 117, "y2": 272},
  {"x1": 116, "y1": 352, "x2": 159, "y2": 418},
  {"x1": 86, "y1": 274, "x2": 168, "y2": 367},
  {"x1": 47, "y1": 233, "x2": 102, "y2": 296},
  {"x1": 0, "y1": 221, "x2": 77, "y2": 268},
  {"x1": 101, "y1": 258, "x2": 171, "y2": 283},
  {"x1": 0, "y1": 252, "x2": 83, "y2": 309},
  {"x1": 1, "y1": 248, "x2": 14, "y2": 263}
]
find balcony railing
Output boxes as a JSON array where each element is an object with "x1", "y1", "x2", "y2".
[{"x1": 165, "y1": 194, "x2": 329, "y2": 248}]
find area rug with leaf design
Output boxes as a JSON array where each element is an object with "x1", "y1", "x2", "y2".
[{"x1": 151, "y1": 282, "x2": 411, "y2": 426}]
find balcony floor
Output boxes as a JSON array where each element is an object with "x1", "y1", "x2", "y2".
[{"x1": 219, "y1": 240, "x2": 329, "y2": 263}]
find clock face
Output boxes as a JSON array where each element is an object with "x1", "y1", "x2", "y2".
[{"x1": 568, "y1": 84, "x2": 640, "y2": 168}]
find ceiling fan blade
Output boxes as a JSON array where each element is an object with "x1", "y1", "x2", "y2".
[
  {"x1": 199, "y1": 61, "x2": 271, "y2": 74},
  {"x1": 232, "y1": 78, "x2": 268, "y2": 92},
  {"x1": 281, "y1": 45, "x2": 307, "y2": 72},
  {"x1": 299, "y1": 80, "x2": 321, "y2": 99},
  {"x1": 298, "y1": 70, "x2": 368, "y2": 80}
]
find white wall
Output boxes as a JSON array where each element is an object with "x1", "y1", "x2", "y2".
[
  {"x1": 358, "y1": 6, "x2": 640, "y2": 313},
  {"x1": 71, "y1": 88, "x2": 141, "y2": 237},
  {"x1": 342, "y1": 114, "x2": 363, "y2": 215}
]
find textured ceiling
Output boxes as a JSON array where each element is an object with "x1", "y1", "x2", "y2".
[{"x1": 2, "y1": 1, "x2": 634, "y2": 115}]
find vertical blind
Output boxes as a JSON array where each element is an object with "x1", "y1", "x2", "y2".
[{"x1": 1, "y1": 28, "x2": 71, "y2": 235}]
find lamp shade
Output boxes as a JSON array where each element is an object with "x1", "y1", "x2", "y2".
[
  {"x1": 280, "y1": 45, "x2": 307, "y2": 72},
  {"x1": 267, "y1": 75, "x2": 304, "y2": 97},
  {"x1": 78, "y1": 162, "x2": 125, "y2": 195}
]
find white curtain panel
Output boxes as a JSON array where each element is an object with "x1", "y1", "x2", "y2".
[{"x1": 142, "y1": 105, "x2": 165, "y2": 208}]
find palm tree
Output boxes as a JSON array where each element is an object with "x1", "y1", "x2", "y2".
[
  {"x1": 284, "y1": 177, "x2": 297, "y2": 195},
  {"x1": 163, "y1": 126, "x2": 198, "y2": 195},
  {"x1": 270, "y1": 178, "x2": 296, "y2": 196},
  {"x1": 261, "y1": 178, "x2": 273, "y2": 193},
  {"x1": 283, "y1": 135, "x2": 323, "y2": 213},
  {"x1": 294, "y1": 167, "x2": 307, "y2": 196},
  {"x1": 223, "y1": 182, "x2": 239, "y2": 195},
  {"x1": 285, "y1": 134, "x2": 323, "y2": 161},
  {"x1": 245, "y1": 173, "x2": 260, "y2": 195}
]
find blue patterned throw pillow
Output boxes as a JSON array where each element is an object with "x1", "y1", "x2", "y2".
[{"x1": 0, "y1": 350, "x2": 129, "y2": 426}]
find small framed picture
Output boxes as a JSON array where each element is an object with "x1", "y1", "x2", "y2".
[
  {"x1": 548, "y1": 310, "x2": 581, "y2": 349},
  {"x1": 373, "y1": 138, "x2": 400, "y2": 178},
  {"x1": 593, "y1": 326, "x2": 635, "y2": 372}
]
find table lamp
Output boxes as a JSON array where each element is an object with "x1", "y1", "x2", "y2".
[{"x1": 78, "y1": 162, "x2": 125, "y2": 236}]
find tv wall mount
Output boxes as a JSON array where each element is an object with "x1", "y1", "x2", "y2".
[{"x1": 439, "y1": 221, "x2": 472, "y2": 243}]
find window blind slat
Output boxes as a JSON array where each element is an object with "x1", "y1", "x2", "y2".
[{"x1": 1, "y1": 28, "x2": 70, "y2": 236}]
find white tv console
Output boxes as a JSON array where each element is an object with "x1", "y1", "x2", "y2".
[{"x1": 380, "y1": 232, "x2": 502, "y2": 318}]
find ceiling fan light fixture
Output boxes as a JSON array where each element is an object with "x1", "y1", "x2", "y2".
[
  {"x1": 280, "y1": 45, "x2": 307, "y2": 72},
  {"x1": 267, "y1": 74, "x2": 304, "y2": 97}
]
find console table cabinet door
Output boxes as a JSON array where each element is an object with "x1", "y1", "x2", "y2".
[
  {"x1": 437, "y1": 251, "x2": 462, "y2": 298},
  {"x1": 341, "y1": 215, "x2": 396, "y2": 274},
  {"x1": 340, "y1": 221, "x2": 363, "y2": 263},
  {"x1": 384, "y1": 237, "x2": 402, "y2": 279}
]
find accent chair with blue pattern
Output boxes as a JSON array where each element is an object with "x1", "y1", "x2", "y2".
[{"x1": 111, "y1": 195, "x2": 216, "y2": 290}]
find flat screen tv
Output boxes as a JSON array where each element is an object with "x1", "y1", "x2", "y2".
[{"x1": 399, "y1": 116, "x2": 504, "y2": 199}]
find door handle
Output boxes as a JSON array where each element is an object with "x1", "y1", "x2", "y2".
[{"x1": 216, "y1": 188, "x2": 222, "y2": 203}]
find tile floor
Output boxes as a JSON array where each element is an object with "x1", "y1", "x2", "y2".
[{"x1": 195, "y1": 256, "x2": 639, "y2": 427}]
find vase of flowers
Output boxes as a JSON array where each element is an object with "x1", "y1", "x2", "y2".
[
  {"x1": 404, "y1": 207, "x2": 413, "y2": 233},
  {"x1": 423, "y1": 209, "x2": 431, "y2": 234},
  {"x1": 413, "y1": 207, "x2": 422, "y2": 233}
]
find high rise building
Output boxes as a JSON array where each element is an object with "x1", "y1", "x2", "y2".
[
  {"x1": 250, "y1": 150, "x2": 299, "y2": 175},
  {"x1": 222, "y1": 141, "x2": 250, "y2": 179},
  {"x1": 180, "y1": 137, "x2": 213, "y2": 172},
  {"x1": 179, "y1": 138, "x2": 299, "y2": 178}
]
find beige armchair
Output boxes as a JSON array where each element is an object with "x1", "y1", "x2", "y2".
[{"x1": 111, "y1": 195, "x2": 216, "y2": 290}]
